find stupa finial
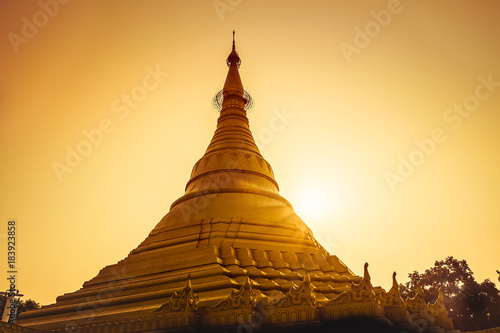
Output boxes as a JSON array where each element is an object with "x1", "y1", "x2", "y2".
[
  {"x1": 226, "y1": 30, "x2": 241, "y2": 68},
  {"x1": 211, "y1": 31, "x2": 254, "y2": 113},
  {"x1": 232, "y1": 30, "x2": 236, "y2": 50}
]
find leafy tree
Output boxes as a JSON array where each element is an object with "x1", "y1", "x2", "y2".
[
  {"x1": 0, "y1": 294, "x2": 40, "y2": 320},
  {"x1": 453, "y1": 279, "x2": 500, "y2": 330},
  {"x1": 401, "y1": 256, "x2": 474, "y2": 302},
  {"x1": 402, "y1": 256, "x2": 500, "y2": 331},
  {"x1": 16, "y1": 299, "x2": 40, "y2": 318}
]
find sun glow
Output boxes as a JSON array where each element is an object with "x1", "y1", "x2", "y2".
[{"x1": 293, "y1": 181, "x2": 338, "y2": 222}]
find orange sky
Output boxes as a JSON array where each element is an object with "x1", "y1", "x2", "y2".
[{"x1": 1, "y1": 0, "x2": 500, "y2": 306}]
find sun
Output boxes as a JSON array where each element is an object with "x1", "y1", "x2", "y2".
[{"x1": 292, "y1": 181, "x2": 338, "y2": 222}]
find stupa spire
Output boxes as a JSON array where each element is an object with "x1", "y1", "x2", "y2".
[
  {"x1": 223, "y1": 30, "x2": 244, "y2": 102},
  {"x1": 170, "y1": 31, "x2": 286, "y2": 210}
]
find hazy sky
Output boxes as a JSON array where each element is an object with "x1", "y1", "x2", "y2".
[{"x1": 1, "y1": 1, "x2": 499, "y2": 305}]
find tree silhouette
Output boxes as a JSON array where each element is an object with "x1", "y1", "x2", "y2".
[
  {"x1": 16, "y1": 299, "x2": 40, "y2": 319},
  {"x1": 402, "y1": 256, "x2": 500, "y2": 331},
  {"x1": 0, "y1": 294, "x2": 40, "y2": 320}
]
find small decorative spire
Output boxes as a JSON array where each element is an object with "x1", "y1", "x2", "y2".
[
  {"x1": 232, "y1": 30, "x2": 236, "y2": 50},
  {"x1": 363, "y1": 262, "x2": 371, "y2": 285},
  {"x1": 328, "y1": 264, "x2": 376, "y2": 304},
  {"x1": 273, "y1": 271, "x2": 316, "y2": 307},
  {"x1": 378, "y1": 271, "x2": 404, "y2": 307},
  {"x1": 209, "y1": 271, "x2": 256, "y2": 310},
  {"x1": 153, "y1": 274, "x2": 199, "y2": 312}
]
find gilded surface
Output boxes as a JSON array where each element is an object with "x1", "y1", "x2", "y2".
[
  {"x1": 427, "y1": 288, "x2": 447, "y2": 318},
  {"x1": 154, "y1": 275, "x2": 199, "y2": 312},
  {"x1": 209, "y1": 273, "x2": 256, "y2": 310},
  {"x1": 327, "y1": 263, "x2": 375, "y2": 304},
  {"x1": 428, "y1": 288, "x2": 455, "y2": 330},
  {"x1": 379, "y1": 272, "x2": 405, "y2": 308},
  {"x1": 405, "y1": 286, "x2": 430, "y2": 314},
  {"x1": 274, "y1": 272, "x2": 316, "y2": 307}
]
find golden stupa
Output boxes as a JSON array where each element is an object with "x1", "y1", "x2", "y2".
[{"x1": 13, "y1": 33, "x2": 458, "y2": 333}]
